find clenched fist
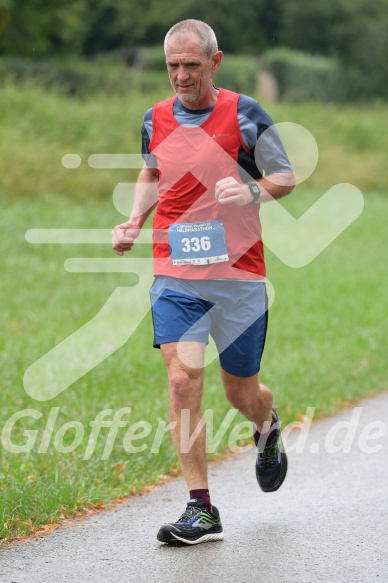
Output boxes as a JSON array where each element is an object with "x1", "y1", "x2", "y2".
[
  {"x1": 112, "y1": 222, "x2": 141, "y2": 256},
  {"x1": 214, "y1": 177, "x2": 254, "y2": 206}
]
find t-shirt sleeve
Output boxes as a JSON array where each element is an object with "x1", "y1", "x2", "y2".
[
  {"x1": 238, "y1": 95, "x2": 293, "y2": 175},
  {"x1": 141, "y1": 107, "x2": 158, "y2": 168}
]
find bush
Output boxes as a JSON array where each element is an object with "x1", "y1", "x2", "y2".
[
  {"x1": 0, "y1": 53, "x2": 262, "y2": 98},
  {"x1": 137, "y1": 46, "x2": 167, "y2": 71},
  {"x1": 0, "y1": 57, "x2": 170, "y2": 98},
  {"x1": 262, "y1": 47, "x2": 341, "y2": 102},
  {"x1": 215, "y1": 55, "x2": 260, "y2": 95}
]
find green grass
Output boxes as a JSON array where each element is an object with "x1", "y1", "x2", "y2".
[
  {"x1": 1, "y1": 82, "x2": 387, "y2": 540},
  {"x1": 263, "y1": 190, "x2": 388, "y2": 412},
  {"x1": 1, "y1": 81, "x2": 388, "y2": 201}
]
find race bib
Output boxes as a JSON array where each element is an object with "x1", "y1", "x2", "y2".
[{"x1": 168, "y1": 220, "x2": 229, "y2": 266}]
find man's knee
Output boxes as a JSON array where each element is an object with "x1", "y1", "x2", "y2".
[
  {"x1": 169, "y1": 369, "x2": 202, "y2": 410},
  {"x1": 225, "y1": 389, "x2": 251, "y2": 413},
  {"x1": 222, "y1": 372, "x2": 261, "y2": 413}
]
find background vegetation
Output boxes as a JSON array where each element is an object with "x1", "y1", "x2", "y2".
[{"x1": 1, "y1": 0, "x2": 388, "y2": 101}]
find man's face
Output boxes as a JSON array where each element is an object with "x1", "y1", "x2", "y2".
[{"x1": 165, "y1": 33, "x2": 222, "y2": 107}]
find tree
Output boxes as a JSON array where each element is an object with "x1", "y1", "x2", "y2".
[
  {"x1": 0, "y1": 0, "x2": 89, "y2": 57},
  {"x1": 280, "y1": 0, "x2": 388, "y2": 99}
]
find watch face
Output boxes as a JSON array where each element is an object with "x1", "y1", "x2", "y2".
[{"x1": 248, "y1": 182, "x2": 261, "y2": 204}]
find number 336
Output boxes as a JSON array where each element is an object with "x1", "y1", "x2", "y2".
[{"x1": 182, "y1": 236, "x2": 211, "y2": 253}]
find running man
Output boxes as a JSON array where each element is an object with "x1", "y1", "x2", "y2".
[{"x1": 112, "y1": 19, "x2": 295, "y2": 545}]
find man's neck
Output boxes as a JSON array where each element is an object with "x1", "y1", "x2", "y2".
[{"x1": 180, "y1": 87, "x2": 219, "y2": 110}]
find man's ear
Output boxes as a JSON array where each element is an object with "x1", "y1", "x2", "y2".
[{"x1": 212, "y1": 51, "x2": 223, "y2": 73}]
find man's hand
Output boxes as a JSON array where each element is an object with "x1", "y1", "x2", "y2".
[
  {"x1": 214, "y1": 177, "x2": 253, "y2": 206},
  {"x1": 112, "y1": 222, "x2": 141, "y2": 256}
]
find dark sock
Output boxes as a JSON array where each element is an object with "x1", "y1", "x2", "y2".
[
  {"x1": 189, "y1": 489, "x2": 212, "y2": 512},
  {"x1": 253, "y1": 419, "x2": 278, "y2": 446}
]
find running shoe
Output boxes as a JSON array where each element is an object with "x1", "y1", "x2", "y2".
[
  {"x1": 157, "y1": 499, "x2": 223, "y2": 545},
  {"x1": 255, "y1": 407, "x2": 288, "y2": 492}
]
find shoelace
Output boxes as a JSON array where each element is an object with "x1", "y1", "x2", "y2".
[
  {"x1": 178, "y1": 505, "x2": 202, "y2": 523},
  {"x1": 258, "y1": 440, "x2": 278, "y2": 468}
]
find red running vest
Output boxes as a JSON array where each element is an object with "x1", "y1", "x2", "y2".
[{"x1": 149, "y1": 88, "x2": 265, "y2": 280}]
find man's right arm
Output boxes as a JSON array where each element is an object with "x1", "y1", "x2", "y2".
[{"x1": 112, "y1": 164, "x2": 159, "y2": 256}]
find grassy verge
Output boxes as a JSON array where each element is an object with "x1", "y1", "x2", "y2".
[
  {"x1": 1, "y1": 81, "x2": 388, "y2": 201},
  {"x1": 1, "y1": 83, "x2": 387, "y2": 540}
]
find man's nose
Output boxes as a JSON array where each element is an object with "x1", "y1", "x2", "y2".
[{"x1": 177, "y1": 66, "x2": 190, "y2": 81}]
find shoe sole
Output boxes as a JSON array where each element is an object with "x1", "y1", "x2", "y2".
[{"x1": 157, "y1": 530, "x2": 224, "y2": 545}]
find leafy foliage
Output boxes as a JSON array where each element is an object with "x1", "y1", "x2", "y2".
[
  {"x1": 0, "y1": 0, "x2": 387, "y2": 101},
  {"x1": 279, "y1": 0, "x2": 388, "y2": 100},
  {"x1": 263, "y1": 48, "x2": 341, "y2": 102}
]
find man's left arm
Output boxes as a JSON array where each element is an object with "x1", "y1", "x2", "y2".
[
  {"x1": 215, "y1": 96, "x2": 295, "y2": 206},
  {"x1": 215, "y1": 171, "x2": 295, "y2": 206}
]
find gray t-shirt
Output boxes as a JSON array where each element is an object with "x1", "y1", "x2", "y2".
[{"x1": 141, "y1": 93, "x2": 293, "y2": 179}]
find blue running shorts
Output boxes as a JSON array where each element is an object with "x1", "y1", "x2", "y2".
[{"x1": 149, "y1": 276, "x2": 268, "y2": 377}]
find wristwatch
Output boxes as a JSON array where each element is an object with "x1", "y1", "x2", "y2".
[{"x1": 248, "y1": 182, "x2": 261, "y2": 204}]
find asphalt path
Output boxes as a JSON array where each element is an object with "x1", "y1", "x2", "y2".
[{"x1": 1, "y1": 393, "x2": 387, "y2": 582}]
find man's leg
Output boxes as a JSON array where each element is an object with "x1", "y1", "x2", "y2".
[
  {"x1": 160, "y1": 341, "x2": 208, "y2": 491},
  {"x1": 221, "y1": 369, "x2": 273, "y2": 432},
  {"x1": 221, "y1": 368, "x2": 288, "y2": 492},
  {"x1": 157, "y1": 340, "x2": 224, "y2": 545}
]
